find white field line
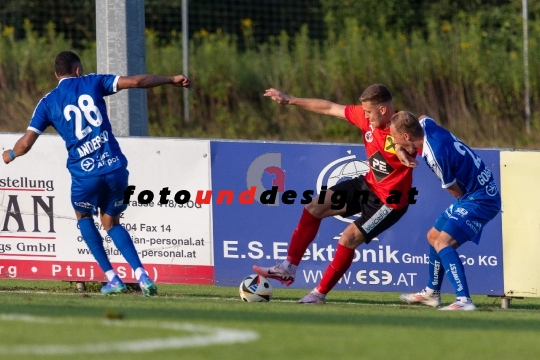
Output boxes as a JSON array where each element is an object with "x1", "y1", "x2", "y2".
[
  {"x1": 1, "y1": 289, "x2": 538, "y2": 312},
  {"x1": 0, "y1": 314, "x2": 259, "y2": 355}
]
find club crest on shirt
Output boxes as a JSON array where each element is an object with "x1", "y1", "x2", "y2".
[
  {"x1": 384, "y1": 135, "x2": 396, "y2": 154},
  {"x1": 365, "y1": 131, "x2": 374, "y2": 143}
]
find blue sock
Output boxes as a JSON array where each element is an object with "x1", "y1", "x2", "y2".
[
  {"x1": 108, "y1": 224, "x2": 143, "y2": 271},
  {"x1": 438, "y1": 245, "x2": 470, "y2": 298},
  {"x1": 427, "y1": 246, "x2": 444, "y2": 291},
  {"x1": 78, "y1": 218, "x2": 113, "y2": 272}
]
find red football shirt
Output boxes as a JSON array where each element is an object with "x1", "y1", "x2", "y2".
[{"x1": 345, "y1": 105, "x2": 413, "y2": 209}]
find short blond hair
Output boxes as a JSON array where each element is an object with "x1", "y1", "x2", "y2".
[{"x1": 388, "y1": 111, "x2": 423, "y2": 138}]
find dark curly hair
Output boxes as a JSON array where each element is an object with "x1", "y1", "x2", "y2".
[{"x1": 55, "y1": 51, "x2": 81, "y2": 76}]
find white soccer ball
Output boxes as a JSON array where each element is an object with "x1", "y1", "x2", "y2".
[{"x1": 239, "y1": 274, "x2": 273, "y2": 302}]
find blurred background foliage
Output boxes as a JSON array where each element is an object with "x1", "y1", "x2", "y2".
[{"x1": 0, "y1": 0, "x2": 539, "y2": 148}]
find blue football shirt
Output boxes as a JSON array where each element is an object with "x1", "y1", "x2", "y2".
[
  {"x1": 420, "y1": 118, "x2": 499, "y2": 202},
  {"x1": 28, "y1": 74, "x2": 127, "y2": 178}
]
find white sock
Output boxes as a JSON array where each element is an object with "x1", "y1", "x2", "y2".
[
  {"x1": 282, "y1": 260, "x2": 297, "y2": 275},
  {"x1": 135, "y1": 267, "x2": 146, "y2": 281},
  {"x1": 105, "y1": 270, "x2": 117, "y2": 281}
]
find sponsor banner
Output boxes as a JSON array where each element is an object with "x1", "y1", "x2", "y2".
[
  {"x1": 211, "y1": 141, "x2": 503, "y2": 295},
  {"x1": 0, "y1": 134, "x2": 213, "y2": 284},
  {"x1": 0, "y1": 260, "x2": 213, "y2": 284}
]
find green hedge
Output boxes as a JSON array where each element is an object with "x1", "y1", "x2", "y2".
[{"x1": 0, "y1": 13, "x2": 539, "y2": 148}]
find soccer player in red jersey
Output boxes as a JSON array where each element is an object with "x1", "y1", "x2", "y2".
[{"x1": 253, "y1": 84, "x2": 415, "y2": 303}]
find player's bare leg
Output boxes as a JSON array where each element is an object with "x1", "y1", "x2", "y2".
[{"x1": 253, "y1": 190, "x2": 347, "y2": 286}]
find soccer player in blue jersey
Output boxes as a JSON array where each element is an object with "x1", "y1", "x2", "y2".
[
  {"x1": 2, "y1": 51, "x2": 191, "y2": 296},
  {"x1": 388, "y1": 111, "x2": 501, "y2": 310}
]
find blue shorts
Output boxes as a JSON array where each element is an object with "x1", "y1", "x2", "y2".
[
  {"x1": 434, "y1": 198, "x2": 501, "y2": 246},
  {"x1": 71, "y1": 167, "x2": 129, "y2": 216}
]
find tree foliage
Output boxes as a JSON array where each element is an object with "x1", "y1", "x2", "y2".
[{"x1": 2, "y1": 0, "x2": 535, "y2": 47}]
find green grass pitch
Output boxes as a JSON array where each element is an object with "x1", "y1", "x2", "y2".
[{"x1": 1, "y1": 279, "x2": 540, "y2": 359}]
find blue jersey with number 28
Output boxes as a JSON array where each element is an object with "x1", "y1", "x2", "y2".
[
  {"x1": 28, "y1": 74, "x2": 127, "y2": 178},
  {"x1": 420, "y1": 118, "x2": 499, "y2": 202}
]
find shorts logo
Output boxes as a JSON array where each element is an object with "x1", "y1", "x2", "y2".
[
  {"x1": 114, "y1": 200, "x2": 125, "y2": 207},
  {"x1": 466, "y1": 220, "x2": 482, "y2": 234},
  {"x1": 384, "y1": 135, "x2": 396, "y2": 154},
  {"x1": 455, "y1": 207, "x2": 468, "y2": 217},
  {"x1": 445, "y1": 204, "x2": 459, "y2": 220},
  {"x1": 365, "y1": 131, "x2": 374, "y2": 143},
  {"x1": 81, "y1": 158, "x2": 95, "y2": 172},
  {"x1": 362, "y1": 205, "x2": 392, "y2": 233},
  {"x1": 368, "y1": 151, "x2": 395, "y2": 182},
  {"x1": 74, "y1": 202, "x2": 95, "y2": 210},
  {"x1": 316, "y1": 150, "x2": 369, "y2": 224}
]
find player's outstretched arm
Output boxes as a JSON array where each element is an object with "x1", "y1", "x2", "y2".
[
  {"x1": 117, "y1": 74, "x2": 190, "y2": 90},
  {"x1": 264, "y1": 88, "x2": 346, "y2": 119},
  {"x1": 3, "y1": 130, "x2": 40, "y2": 164}
]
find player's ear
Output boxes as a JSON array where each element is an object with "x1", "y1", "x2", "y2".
[
  {"x1": 379, "y1": 105, "x2": 386, "y2": 115},
  {"x1": 54, "y1": 72, "x2": 60, "y2": 80},
  {"x1": 74, "y1": 63, "x2": 83, "y2": 77}
]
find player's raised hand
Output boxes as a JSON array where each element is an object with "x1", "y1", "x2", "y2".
[
  {"x1": 264, "y1": 88, "x2": 292, "y2": 105},
  {"x1": 171, "y1": 75, "x2": 191, "y2": 88},
  {"x1": 395, "y1": 144, "x2": 418, "y2": 168}
]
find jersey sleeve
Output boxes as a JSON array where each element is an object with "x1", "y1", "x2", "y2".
[
  {"x1": 27, "y1": 98, "x2": 51, "y2": 134},
  {"x1": 344, "y1": 105, "x2": 367, "y2": 132},
  {"x1": 435, "y1": 152, "x2": 457, "y2": 188},
  {"x1": 98, "y1": 74, "x2": 120, "y2": 96}
]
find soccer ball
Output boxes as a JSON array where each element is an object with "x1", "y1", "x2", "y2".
[{"x1": 239, "y1": 274, "x2": 273, "y2": 302}]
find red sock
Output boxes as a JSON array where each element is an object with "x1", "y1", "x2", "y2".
[
  {"x1": 286, "y1": 208, "x2": 322, "y2": 265},
  {"x1": 317, "y1": 244, "x2": 355, "y2": 294}
]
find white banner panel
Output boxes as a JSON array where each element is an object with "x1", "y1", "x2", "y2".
[
  {"x1": 501, "y1": 150, "x2": 540, "y2": 297},
  {"x1": 0, "y1": 134, "x2": 213, "y2": 284}
]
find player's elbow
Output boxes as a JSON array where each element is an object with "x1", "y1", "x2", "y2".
[
  {"x1": 131, "y1": 77, "x2": 145, "y2": 88},
  {"x1": 117, "y1": 76, "x2": 144, "y2": 90}
]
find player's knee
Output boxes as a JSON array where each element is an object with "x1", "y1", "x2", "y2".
[
  {"x1": 426, "y1": 228, "x2": 439, "y2": 245},
  {"x1": 305, "y1": 200, "x2": 328, "y2": 218},
  {"x1": 338, "y1": 225, "x2": 365, "y2": 249},
  {"x1": 76, "y1": 211, "x2": 93, "y2": 220},
  {"x1": 101, "y1": 214, "x2": 121, "y2": 231},
  {"x1": 306, "y1": 191, "x2": 343, "y2": 218},
  {"x1": 432, "y1": 236, "x2": 455, "y2": 252}
]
